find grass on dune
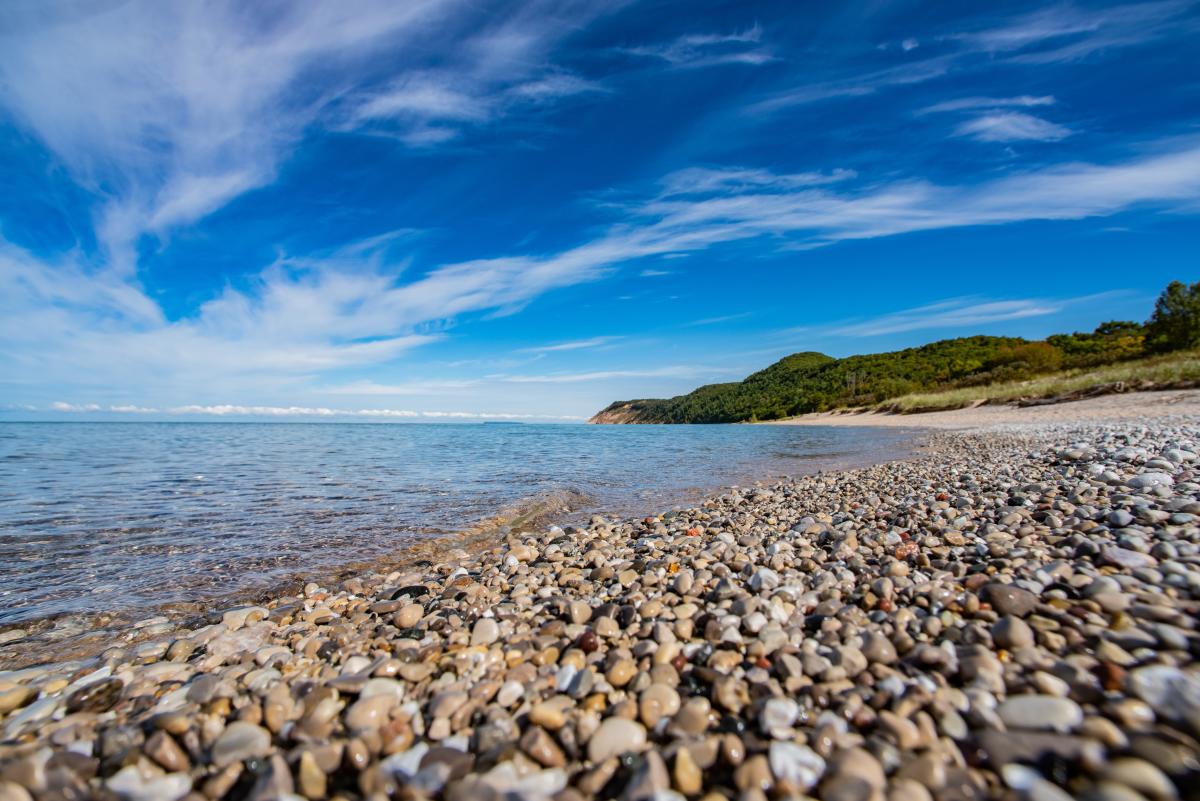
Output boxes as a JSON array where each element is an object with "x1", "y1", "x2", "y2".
[{"x1": 879, "y1": 350, "x2": 1200, "y2": 414}]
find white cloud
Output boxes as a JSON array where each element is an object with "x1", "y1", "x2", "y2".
[
  {"x1": 827, "y1": 298, "x2": 1064, "y2": 337},
  {"x1": 775, "y1": 290, "x2": 1134, "y2": 339},
  {"x1": 7, "y1": 137, "x2": 1200, "y2": 412},
  {"x1": 45, "y1": 402, "x2": 581, "y2": 420},
  {"x1": 955, "y1": 111, "x2": 1072, "y2": 142},
  {"x1": 624, "y1": 26, "x2": 777, "y2": 69},
  {"x1": 658, "y1": 166, "x2": 855, "y2": 197},
  {"x1": 919, "y1": 95, "x2": 1056, "y2": 115},
  {"x1": 516, "y1": 337, "x2": 622, "y2": 353},
  {"x1": 952, "y1": 0, "x2": 1195, "y2": 63},
  {"x1": 499, "y1": 366, "x2": 738, "y2": 383},
  {"x1": 754, "y1": 2, "x2": 1193, "y2": 117},
  {"x1": 0, "y1": 1, "x2": 616, "y2": 267},
  {"x1": 750, "y1": 57, "x2": 955, "y2": 113}
]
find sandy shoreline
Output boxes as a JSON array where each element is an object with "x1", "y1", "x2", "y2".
[{"x1": 763, "y1": 388, "x2": 1200, "y2": 430}]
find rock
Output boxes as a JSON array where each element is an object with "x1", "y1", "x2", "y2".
[
  {"x1": 0, "y1": 686, "x2": 36, "y2": 715},
  {"x1": 106, "y1": 765, "x2": 191, "y2": 801},
  {"x1": 997, "y1": 696, "x2": 1083, "y2": 732},
  {"x1": 65, "y1": 677, "x2": 123, "y2": 713},
  {"x1": 588, "y1": 718, "x2": 647, "y2": 763},
  {"x1": 520, "y1": 726, "x2": 566, "y2": 768},
  {"x1": 768, "y1": 741, "x2": 824, "y2": 790},
  {"x1": 992, "y1": 616, "x2": 1035, "y2": 649},
  {"x1": 639, "y1": 683, "x2": 681, "y2": 728},
  {"x1": 983, "y1": 584, "x2": 1038, "y2": 617},
  {"x1": 1102, "y1": 547, "x2": 1159, "y2": 570},
  {"x1": 211, "y1": 722, "x2": 271, "y2": 768},
  {"x1": 222, "y1": 606, "x2": 267, "y2": 630},
  {"x1": 345, "y1": 695, "x2": 394, "y2": 734},
  {"x1": 471, "y1": 618, "x2": 500, "y2": 646},
  {"x1": 1100, "y1": 758, "x2": 1179, "y2": 800},
  {"x1": 1128, "y1": 665, "x2": 1200, "y2": 727},
  {"x1": 674, "y1": 747, "x2": 703, "y2": 794},
  {"x1": 144, "y1": 731, "x2": 190, "y2": 772}
]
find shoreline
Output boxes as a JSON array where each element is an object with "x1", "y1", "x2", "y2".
[
  {"x1": 0, "y1": 428, "x2": 924, "y2": 670},
  {"x1": 1, "y1": 405, "x2": 1198, "y2": 800},
  {"x1": 758, "y1": 387, "x2": 1200, "y2": 430}
]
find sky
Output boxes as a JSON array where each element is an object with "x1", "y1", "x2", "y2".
[{"x1": 1, "y1": 0, "x2": 1198, "y2": 422}]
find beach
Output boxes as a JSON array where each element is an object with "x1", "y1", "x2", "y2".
[
  {"x1": 764, "y1": 389, "x2": 1200, "y2": 430},
  {"x1": 1, "y1": 394, "x2": 1199, "y2": 801}
]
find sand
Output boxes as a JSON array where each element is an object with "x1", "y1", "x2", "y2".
[{"x1": 763, "y1": 388, "x2": 1200, "y2": 430}]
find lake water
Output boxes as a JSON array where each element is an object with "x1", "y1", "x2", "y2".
[{"x1": 0, "y1": 422, "x2": 915, "y2": 625}]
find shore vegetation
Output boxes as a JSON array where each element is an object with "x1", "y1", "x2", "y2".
[{"x1": 592, "y1": 279, "x2": 1200, "y2": 423}]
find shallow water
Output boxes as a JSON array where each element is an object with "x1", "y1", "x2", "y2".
[{"x1": 0, "y1": 422, "x2": 914, "y2": 624}]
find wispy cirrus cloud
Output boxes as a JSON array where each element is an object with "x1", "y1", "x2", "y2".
[
  {"x1": 49, "y1": 402, "x2": 581, "y2": 420},
  {"x1": 499, "y1": 366, "x2": 738, "y2": 383},
  {"x1": 826, "y1": 297, "x2": 1067, "y2": 337},
  {"x1": 623, "y1": 25, "x2": 777, "y2": 69},
  {"x1": 6, "y1": 139, "x2": 1200, "y2": 410},
  {"x1": 0, "y1": 0, "x2": 618, "y2": 267},
  {"x1": 749, "y1": 56, "x2": 955, "y2": 113},
  {"x1": 955, "y1": 111, "x2": 1072, "y2": 142},
  {"x1": 951, "y1": 0, "x2": 1197, "y2": 63},
  {"x1": 919, "y1": 95, "x2": 1056, "y2": 115},
  {"x1": 780, "y1": 290, "x2": 1134, "y2": 339},
  {"x1": 516, "y1": 336, "x2": 623, "y2": 354},
  {"x1": 753, "y1": 1, "x2": 1193, "y2": 116}
]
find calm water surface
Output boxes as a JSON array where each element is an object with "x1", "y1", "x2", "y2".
[{"x1": 0, "y1": 422, "x2": 914, "y2": 624}]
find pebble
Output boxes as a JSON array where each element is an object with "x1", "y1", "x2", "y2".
[
  {"x1": 587, "y1": 717, "x2": 647, "y2": 763},
  {"x1": 210, "y1": 722, "x2": 271, "y2": 768},
  {"x1": 992, "y1": 615, "x2": 1035, "y2": 649},
  {"x1": 768, "y1": 741, "x2": 824, "y2": 790},
  {"x1": 471, "y1": 618, "x2": 500, "y2": 646},
  {"x1": 997, "y1": 695, "x2": 1083, "y2": 732}
]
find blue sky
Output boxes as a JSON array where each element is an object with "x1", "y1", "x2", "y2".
[{"x1": 1, "y1": 0, "x2": 1198, "y2": 421}]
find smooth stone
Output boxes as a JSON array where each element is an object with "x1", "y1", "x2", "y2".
[
  {"x1": 993, "y1": 616, "x2": 1035, "y2": 649},
  {"x1": 211, "y1": 722, "x2": 272, "y2": 768},
  {"x1": 639, "y1": 683, "x2": 681, "y2": 727},
  {"x1": 471, "y1": 618, "x2": 500, "y2": 646},
  {"x1": 674, "y1": 747, "x2": 703, "y2": 795},
  {"x1": 761, "y1": 697, "x2": 799, "y2": 735},
  {"x1": 588, "y1": 717, "x2": 647, "y2": 763},
  {"x1": 144, "y1": 731, "x2": 190, "y2": 772},
  {"x1": 1100, "y1": 758, "x2": 1178, "y2": 800},
  {"x1": 769, "y1": 741, "x2": 825, "y2": 790},
  {"x1": 984, "y1": 584, "x2": 1039, "y2": 617},
  {"x1": 607, "y1": 659, "x2": 637, "y2": 687},
  {"x1": 106, "y1": 765, "x2": 191, "y2": 801},
  {"x1": 520, "y1": 726, "x2": 566, "y2": 768},
  {"x1": 396, "y1": 604, "x2": 423, "y2": 628},
  {"x1": 997, "y1": 696, "x2": 1083, "y2": 732},
  {"x1": 345, "y1": 695, "x2": 395, "y2": 734}
]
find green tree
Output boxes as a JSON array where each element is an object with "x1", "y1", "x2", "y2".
[{"x1": 1146, "y1": 280, "x2": 1200, "y2": 353}]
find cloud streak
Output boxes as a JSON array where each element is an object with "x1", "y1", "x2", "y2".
[
  {"x1": 47, "y1": 402, "x2": 582, "y2": 420},
  {"x1": 623, "y1": 26, "x2": 777, "y2": 69},
  {"x1": 0, "y1": 0, "x2": 617, "y2": 267},
  {"x1": 955, "y1": 111, "x2": 1072, "y2": 142}
]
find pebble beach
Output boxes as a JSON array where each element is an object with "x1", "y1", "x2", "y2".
[{"x1": 3, "y1": 401, "x2": 1200, "y2": 801}]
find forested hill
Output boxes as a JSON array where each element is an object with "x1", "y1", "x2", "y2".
[{"x1": 589, "y1": 326, "x2": 1147, "y2": 424}]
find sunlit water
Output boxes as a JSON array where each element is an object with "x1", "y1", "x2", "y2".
[{"x1": 0, "y1": 422, "x2": 915, "y2": 624}]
